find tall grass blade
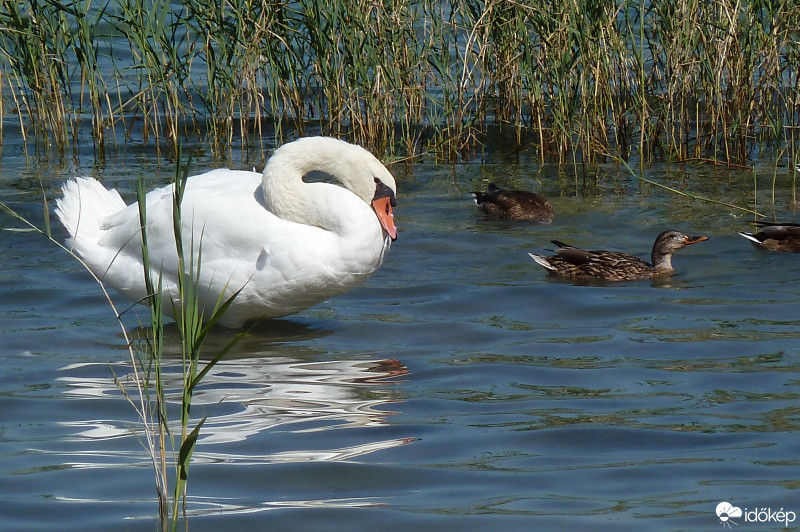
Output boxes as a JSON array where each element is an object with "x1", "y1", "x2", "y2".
[{"x1": 0, "y1": 0, "x2": 797, "y2": 172}]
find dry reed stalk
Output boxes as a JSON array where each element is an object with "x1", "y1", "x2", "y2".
[{"x1": 0, "y1": 0, "x2": 798, "y2": 168}]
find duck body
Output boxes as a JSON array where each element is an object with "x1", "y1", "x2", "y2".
[
  {"x1": 528, "y1": 230, "x2": 708, "y2": 281},
  {"x1": 55, "y1": 137, "x2": 398, "y2": 327},
  {"x1": 473, "y1": 183, "x2": 554, "y2": 223},
  {"x1": 738, "y1": 221, "x2": 800, "y2": 252}
]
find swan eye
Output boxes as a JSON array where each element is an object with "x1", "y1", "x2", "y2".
[{"x1": 373, "y1": 178, "x2": 397, "y2": 207}]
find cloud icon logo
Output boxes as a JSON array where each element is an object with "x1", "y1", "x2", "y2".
[{"x1": 716, "y1": 502, "x2": 742, "y2": 526}]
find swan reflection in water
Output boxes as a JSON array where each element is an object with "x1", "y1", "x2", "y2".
[{"x1": 56, "y1": 351, "x2": 411, "y2": 466}]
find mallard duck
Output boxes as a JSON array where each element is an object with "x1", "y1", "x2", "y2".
[
  {"x1": 55, "y1": 137, "x2": 398, "y2": 327},
  {"x1": 528, "y1": 230, "x2": 708, "y2": 281},
  {"x1": 473, "y1": 183, "x2": 554, "y2": 223},
  {"x1": 738, "y1": 221, "x2": 800, "y2": 252}
]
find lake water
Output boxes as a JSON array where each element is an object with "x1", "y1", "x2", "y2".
[{"x1": 1, "y1": 143, "x2": 799, "y2": 531}]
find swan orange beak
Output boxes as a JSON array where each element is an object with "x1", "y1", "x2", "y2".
[{"x1": 372, "y1": 196, "x2": 397, "y2": 241}]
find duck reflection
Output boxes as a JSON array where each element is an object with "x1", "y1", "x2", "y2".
[{"x1": 57, "y1": 338, "x2": 410, "y2": 464}]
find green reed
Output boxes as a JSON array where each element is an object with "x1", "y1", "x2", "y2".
[
  {"x1": 0, "y1": 192, "x2": 169, "y2": 525},
  {"x1": 111, "y1": 0, "x2": 194, "y2": 150},
  {"x1": 0, "y1": 0, "x2": 798, "y2": 168},
  {"x1": 184, "y1": 0, "x2": 278, "y2": 155},
  {"x1": 132, "y1": 149, "x2": 243, "y2": 530},
  {"x1": 0, "y1": 0, "x2": 71, "y2": 147},
  {"x1": 0, "y1": 152, "x2": 243, "y2": 530}
]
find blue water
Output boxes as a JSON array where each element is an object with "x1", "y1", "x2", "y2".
[{"x1": 1, "y1": 148, "x2": 799, "y2": 531}]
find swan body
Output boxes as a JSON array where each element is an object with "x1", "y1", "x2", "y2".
[
  {"x1": 528, "y1": 230, "x2": 708, "y2": 281},
  {"x1": 55, "y1": 137, "x2": 398, "y2": 327}
]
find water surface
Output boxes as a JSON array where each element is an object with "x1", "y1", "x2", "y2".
[{"x1": 1, "y1": 148, "x2": 799, "y2": 531}]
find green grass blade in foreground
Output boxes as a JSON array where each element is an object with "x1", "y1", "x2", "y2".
[
  {"x1": 135, "y1": 175, "x2": 172, "y2": 528},
  {"x1": 0, "y1": 192, "x2": 170, "y2": 527},
  {"x1": 189, "y1": 289, "x2": 248, "y2": 392},
  {"x1": 177, "y1": 417, "x2": 206, "y2": 477},
  {"x1": 163, "y1": 146, "x2": 247, "y2": 530}
]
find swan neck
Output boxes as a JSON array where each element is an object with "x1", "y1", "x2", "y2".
[
  {"x1": 261, "y1": 147, "x2": 321, "y2": 219},
  {"x1": 260, "y1": 141, "x2": 364, "y2": 235}
]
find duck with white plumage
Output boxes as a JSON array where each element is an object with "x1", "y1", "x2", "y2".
[{"x1": 54, "y1": 137, "x2": 398, "y2": 328}]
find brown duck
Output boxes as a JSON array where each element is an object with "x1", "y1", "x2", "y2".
[
  {"x1": 528, "y1": 230, "x2": 709, "y2": 281},
  {"x1": 473, "y1": 183, "x2": 554, "y2": 223},
  {"x1": 738, "y1": 221, "x2": 800, "y2": 252}
]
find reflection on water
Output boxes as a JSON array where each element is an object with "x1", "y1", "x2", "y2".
[
  {"x1": 56, "y1": 355, "x2": 410, "y2": 466},
  {"x1": 6, "y1": 160, "x2": 800, "y2": 529},
  {"x1": 129, "y1": 318, "x2": 337, "y2": 360}
]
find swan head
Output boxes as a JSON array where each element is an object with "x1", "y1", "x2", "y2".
[
  {"x1": 327, "y1": 138, "x2": 397, "y2": 241},
  {"x1": 264, "y1": 137, "x2": 398, "y2": 240}
]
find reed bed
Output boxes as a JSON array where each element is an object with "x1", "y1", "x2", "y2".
[{"x1": 0, "y1": 0, "x2": 798, "y2": 166}]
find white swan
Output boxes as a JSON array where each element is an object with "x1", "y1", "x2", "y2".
[{"x1": 54, "y1": 137, "x2": 398, "y2": 327}]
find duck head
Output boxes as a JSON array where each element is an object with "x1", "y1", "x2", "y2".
[{"x1": 651, "y1": 230, "x2": 708, "y2": 272}]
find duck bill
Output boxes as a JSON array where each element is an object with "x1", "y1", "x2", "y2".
[
  {"x1": 372, "y1": 196, "x2": 398, "y2": 241},
  {"x1": 685, "y1": 235, "x2": 709, "y2": 245}
]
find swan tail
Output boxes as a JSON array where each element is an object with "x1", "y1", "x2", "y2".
[{"x1": 55, "y1": 177, "x2": 126, "y2": 249}]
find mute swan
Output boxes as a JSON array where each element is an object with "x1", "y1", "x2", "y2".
[{"x1": 55, "y1": 136, "x2": 398, "y2": 327}]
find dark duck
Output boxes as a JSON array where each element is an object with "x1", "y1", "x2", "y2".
[
  {"x1": 738, "y1": 221, "x2": 800, "y2": 252},
  {"x1": 473, "y1": 183, "x2": 554, "y2": 223},
  {"x1": 528, "y1": 230, "x2": 708, "y2": 281}
]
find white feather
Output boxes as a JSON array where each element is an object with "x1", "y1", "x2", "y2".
[
  {"x1": 737, "y1": 232, "x2": 761, "y2": 245},
  {"x1": 55, "y1": 137, "x2": 397, "y2": 327},
  {"x1": 528, "y1": 253, "x2": 556, "y2": 272}
]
